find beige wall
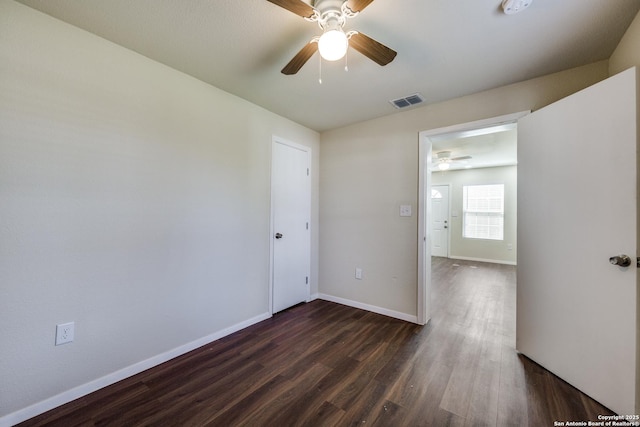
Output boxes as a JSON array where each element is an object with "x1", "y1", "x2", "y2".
[
  {"x1": 432, "y1": 166, "x2": 517, "y2": 265},
  {"x1": 610, "y1": 11, "x2": 640, "y2": 75},
  {"x1": 0, "y1": 0, "x2": 319, "y2": 420},
  {"x1": 319, "y1": 60, "x2": 609, "y2": 317}
]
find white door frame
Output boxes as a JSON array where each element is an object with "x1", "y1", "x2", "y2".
[
  {"x1": 417, "y1": 111, "x2": 529, "y2": 325},
  {"x1": 269, "y1": 136, "x2": 311, "y2": 315}
]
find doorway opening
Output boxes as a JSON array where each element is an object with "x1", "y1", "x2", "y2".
[{"x1": 417, "y1": 111, "x2": 529, "y2": 325}]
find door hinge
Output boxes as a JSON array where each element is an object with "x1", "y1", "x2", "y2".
[
  {"x1": 306, "y1": 276, "x2": 309, "y2": 284},
  {"x1": 307, "y1": 168, "x2": 309, "y2": 176},
  {"x1": 306, "y1": 222, "x2": 309, "y2": 230}
]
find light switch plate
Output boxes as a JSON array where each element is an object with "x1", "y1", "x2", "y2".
[{"x1": 400, "y1": 205, "x2": 412, "y2": 217}]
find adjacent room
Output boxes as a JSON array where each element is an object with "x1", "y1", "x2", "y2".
[
  {"x1": 2, "y1": 0, "x2": 640, "y2": 425},
  {"x1": 430, "y1": 124, "x2": 518, "y2": 265}
]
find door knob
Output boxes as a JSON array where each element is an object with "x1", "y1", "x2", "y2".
[
  {"x1": 609, "y1": 254, "x2": 631, "y2": 267},
  {"x1": 275, "y1": 233, "x2": 283, "y2": 239}
]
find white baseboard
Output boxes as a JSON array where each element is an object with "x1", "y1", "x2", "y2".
[
  {"x1": 317, "y1": 293, "x2": 418, "y2": 324},
  {"x1": 307, "y1": 293, "x2": 319, "y2": 301},
  {"x1": 1, "y1": 312, "x2": 272, "y2": 427},
  {"x1": 449, "y1": 255, "x2": 517, "y2": 266}
]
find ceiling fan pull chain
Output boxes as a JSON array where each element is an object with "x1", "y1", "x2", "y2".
[
  {"x1": 318, "y1": 54, "x2": 323, "y2": 84},
  {"x1": 345, "y1": 49, "x2": 349, "y2": 72}
]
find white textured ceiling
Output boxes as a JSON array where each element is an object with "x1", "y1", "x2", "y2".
[{"x1": 15, "y1": 0, "x2": 640, "y2": 132}]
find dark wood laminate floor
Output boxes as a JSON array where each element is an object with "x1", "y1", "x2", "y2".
[{"x1": 18, "y1": 257, "x2": 614, "y2": 426}]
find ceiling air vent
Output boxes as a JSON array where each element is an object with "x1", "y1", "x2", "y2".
[{"x1": 390, "y1": 93, "x2": 425, "y2": 109}]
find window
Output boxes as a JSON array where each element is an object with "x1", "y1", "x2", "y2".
[{"x1": 463, "y1": 184, "x2": 504, "y2": 240}]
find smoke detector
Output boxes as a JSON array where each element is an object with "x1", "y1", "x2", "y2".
[{"x1": 502, "y1": 0, "x2": 533, "y2": 15}]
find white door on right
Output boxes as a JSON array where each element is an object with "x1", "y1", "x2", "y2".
[
  {"x1": 517, "y1": 67, "x2": 637, "y2": 414},
  {"x1": 431, "y1": 185, "x2": 449, "y2": 257}
]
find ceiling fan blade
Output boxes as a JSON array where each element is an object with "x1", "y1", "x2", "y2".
[
  {"x1": 281, "y1": 41, "x2": 318, "y2": 75},
  {"x1": 349, "y1": 32, "x2": 397, "y2": 66},
  {"x1": 266, "y1": 0, "x2": 316, "y2": 19},
  {"x1": 452, "y1": 156, "x2": 472, "y2": 161},
  {"x1": 345, "y1": 0, "x2": 374, "y2": 13}
]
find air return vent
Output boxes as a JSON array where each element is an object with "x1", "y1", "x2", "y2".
[{"x1": 390, "y1": 93, "x2": 425, "y2": 109}]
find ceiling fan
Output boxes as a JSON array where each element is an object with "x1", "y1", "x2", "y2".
[
  {"x1": 266, "y1": 0, "x2": 397, "y2": 75},
  {"x1": 433, "y1": 151, "x2": 472, "y2": 171}
]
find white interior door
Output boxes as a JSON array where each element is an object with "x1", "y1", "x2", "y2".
[
  {"x1": 431, "y1": 185, "x2": 449, "y2": 257},
  {"x1": 517, "y1": 68, "x2": 637, "y2": 414},
  {"x1": 271, "y1": 139, "x2": 311, "y2": 314}
]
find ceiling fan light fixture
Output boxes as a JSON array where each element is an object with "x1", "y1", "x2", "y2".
[
  {"x1": 438, "y1": 162, "x2": 450, "y2": 171},
  {"x1": 318, "y1": 28, "x2": 348, "y2": 61}
]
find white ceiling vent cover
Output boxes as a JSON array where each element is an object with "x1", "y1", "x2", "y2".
[{"x1": 390, "y1": 93, "x2": 425, "y2": 109}]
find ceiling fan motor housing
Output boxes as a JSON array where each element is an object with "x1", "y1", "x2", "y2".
[
  {"x1": 502, "y1": 0, "x2": 533, "y2": 14},
  {"x1": 313, "y1": 0, "x2": 346, "y2": 16},
  {"x1": 313, "y1": 0, "x2": 350, "y2": 31}
]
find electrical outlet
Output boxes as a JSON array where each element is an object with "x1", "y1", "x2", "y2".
[
  {"x1": 355, "y1": 268, "x2": 363, "y2": 280},
  {"x1": 55, "y1": 322, "x2": 74, "y2": 346}
]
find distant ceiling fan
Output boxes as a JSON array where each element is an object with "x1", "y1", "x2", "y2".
[
  {"x1": 266, "y1": 0, "x2": 397, "y2": 75},
  {"x1": 433, "y1": 151, "x2": 472, "y2": 171}
]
